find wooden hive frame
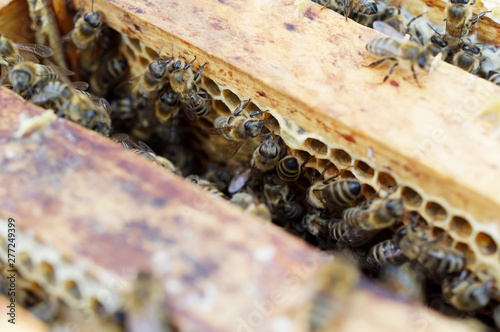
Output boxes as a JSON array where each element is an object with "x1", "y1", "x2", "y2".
[{"x1": 0, "y1": 0, "x2": 500, "y2": 330}]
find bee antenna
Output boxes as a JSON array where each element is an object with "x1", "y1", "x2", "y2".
[
  {"x1": 406, "y1": 12, "x2": 424, "y2": 28},
  {"x1": 184, "y1": 56, "x2": 197, "y2": 70},
  {"x1": 250, "y1": 109, "x2": 268, "y2": 118},
  {"x1": 234, "y1": 99, "x2": 251, "y2": 116},
  {"x1": 427, "y1": 23, "x2": 441, "y2": 36},
  {"x1": 91, "y1": 0, "x2": 95, "y2": 13}
]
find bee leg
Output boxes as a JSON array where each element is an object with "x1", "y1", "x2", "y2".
[
  {"x1": 194, "y1": 62, "x2": 207, "y2": 81},
  {"x1": 468, "y1": 11, "x2": 490, "y2": 26},
  {"x1": 411, "y1": 65, "x2": 421, "y2": 87},
  {"x1": 382, "y1": 62, "x2": 398, "y2": 83},
  {"x1": 320, "y1": 0, "x2": 332, "y2": 11},
  {"x1": 344, "y1": 0, "x2": 349, "y2": 20},
  {"x1": 365, "y1": 58, "x2": 386, "y2": 68},
  {"x1": 184, "y1": 56, "x2": 197, "y2": 70}
]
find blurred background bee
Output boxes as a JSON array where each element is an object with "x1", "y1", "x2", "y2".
[
  {"x1": 68, "y1": 0, "x2": 103, "y2": 50},
  {"x1": 315, "y1": 0, "x2": 377, "y2": 20},
  {"x1": 112, "y1": 133, "x2": 180, "y2": 173},
  {"x1": 366, "y1": 21, "x2": 436, "y2": 85}
]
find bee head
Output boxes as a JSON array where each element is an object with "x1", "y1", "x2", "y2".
[
  {"x1": 84, "y1": 11, "x2": 102, "y2": 29},
  {"x1": 11, "y1": 70, "x2": 31, "y2": 92},
  {"x1": 386, "y1": 199, "x2": 404, "y2": 218},
  {"x1": 259, "y1": 138, "x2": 279, "y2": 158},
  {"x1": 149, "y1": 60, "x2": 167, "y2": 79},
  {"x1": 244, "y1": 119, "x2": 264, "y2": 137},
  {"x1": 160, "y1": 89, "x2": 178, "y2": 106},
  {"x1": 430, "y1": 35, "x2": 448, "y2": 48}
]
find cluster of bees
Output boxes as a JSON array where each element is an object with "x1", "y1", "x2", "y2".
[
  {"x1": 313, "y1": 0, "x2": 500, "y2": 84},
  {"x1": 1, "y1": 0, "x2": 500, "y2": 330}
]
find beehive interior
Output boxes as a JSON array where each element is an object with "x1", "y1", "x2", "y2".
[{"x1": 1, "y1": 0, "x2": 500, "y2": 330}]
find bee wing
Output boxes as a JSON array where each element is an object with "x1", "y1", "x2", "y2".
[
  {"x1": 29, "y1": 89, "x2": 61, "y2": 104},
  {"x1": 15, "y1": 43, "x2": 53, "y2": 58},
  {"x1": 71, "y1": 81, "x2": 90, "y2": 91},
  {"x1": 137, "y1": 141, "x2": 156, "y2": 154},
  {"x1": 19, "y1": 51, "x2": 40, "y2": 64},
  {"x1": 224, "y1": 140, "x2": 245, "y2": 159},
  {"x1": 202, "y1": 125, "x2": 235, "y2": 135},
  {"x1": 110, "y1": 133, "x2": 130, "y2": 144},
  {"x1": 373, "y1": 21, "x2": 406, "y2": 40},
  {"x1": 114, "y1": 76, "x2": 139, "y2": 97},
  {"x1": 228, "y1": 168, "x2": 252, "y2": 194},
  {"x1": 180, "y1": 99, "x2": 197, "y2": 121},
  {"x1": 78, "y1": 90, "x2": 112, "y2": 113}
]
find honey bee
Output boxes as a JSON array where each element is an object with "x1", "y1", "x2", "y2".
[
  {"x1": 380, "y1": 263, "x2": 424, "y2": 303},
  {"x1": 204, "y1": 99, "x2": 264, "y2": 157},
  {"x1": 396, "y1": 223, "x2": 466, "y2": 278},
  {"x1": 442, "y1": 270, "x2": 492, "y2": 311},
  {"x1": 111, "y1": 96, "x2": 135, "y2": 120},
  {"x1": 230, "y1": 192, "x2": 272, "y2": 222},
  {"x1": 451, "y1": 42, "x2": 482, "y2": 74},
  {"x1": 251, "y1": 134, "x2": 282, "y2": 173},
  {"x1": 186, "y1": 174, "x2": 225, "y2": 198},
  {"x1": 29, "y1": 80, "x2": 74, "y2": 110},
  {"x1": 444, "y1": 0, "x2": 489, "y2": 49},
  {"x1": 168, "y1": 56, "x2": 210, "y2": 121},
  {"x1": 90, "y1": 58, "x2": 128, "y2": 95},
  {"x1": 8, "y1": 62, "x2": 72, "y2": 97},
  {"x1": 368, "y1": 239, "x2": 406, "y2": 267},
  {"x1": 117, "y1": 55, "x2": 169, "y2": 99},
  {"x1": 112, "y1": 134, "x2": 180, "y2": 173},
  {"x1": 372, "y1": 7, "x2": 407, "y2": 34},
  {"x1": 367, "y1": 21, "x2": 435, "y2": 85},
  {"x1": 307, "y1": 177, "x2": 362, "y2": 210},
  {"x1": 70, "y1": 1, "x2": 103, "y2": 50},
  {"x1": 155, "y1": 86, "x2": 180, "y2": 124},
  {"x1": 487, "y1": 70, "x2": 500, "y2": 86},
  {"x1": 316, "y1": 0, "x2": 377, "y2": 20},
  {"x1": 277, "y1": 155, "x2": 303, "y2": 182},
  {"x1": 342, "y1": 198, "x2": 404, "y2": 231},
  {"x1": 0, "y1": 34, "x2": 53, "y2": 68},
  {"x1": 329, "y1": 219, "x2": 377, "y2": 247},
  {"x1": 65, "y1": 92, "x2": 112, "y2": 136},
  {"x1": 308, "y1": 258, "x2": 360, "y2": 331},
  {"x1": 123, "y1": 271, "x2": 173, "y2": 332},
  {"x1": 302, "y1": 210, "x2": 330, "y2": 238},
  {"x1": 263, "y1": 175, "x2": 303, "y2": 224}
]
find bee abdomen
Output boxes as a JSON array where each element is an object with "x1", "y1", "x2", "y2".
[
  {"x1": 103, "y1": 59, "x2": 127, "y2": 84},
  {"x1": 419, "y1": 247, "x2": 465, "y2": 274},
  {"x1": 277, "y1": 156, "x2": 300, "y2": 182},
  {"x1": 323, "y1": 179, "x2": 361, "y2": 207},
  {"x1": 368, "y1": 240, "x2": 406, "y2": 266},
  {"x1": 366, "y1": 38, "x2": 398, "y2": 56},
  {"x1": 329, "y1": 221, "x2": 349, "y2": 243},
  {"x1": 488, "y1": 71, "x2": 500, "y2": 86}
]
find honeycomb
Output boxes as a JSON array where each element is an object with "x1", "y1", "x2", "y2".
[
  {"x1": 116, "y1": 33, "x2": 500, "y2": 295},
  {"x1": 0, "y1": 218, "x2": 125, "y2": 320}
]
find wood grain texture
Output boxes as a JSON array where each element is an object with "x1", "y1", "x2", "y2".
[
  {"x1": 0, "y1": 294, "x2": 49, "y2": 332},
  {"x1": 71, "y1": 0, "x2": 500, "y2": 228}
]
